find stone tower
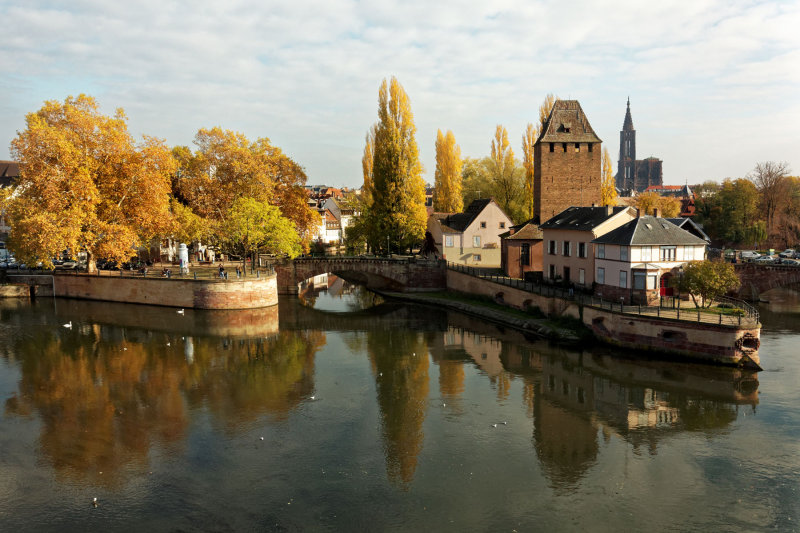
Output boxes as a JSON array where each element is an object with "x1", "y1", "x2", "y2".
[
  {"x1": 534, "y1": 100, "x2": 602, "y2": 222},
  {"x1": 617, "y1": 97, "x2": 636, "y2": 191}
]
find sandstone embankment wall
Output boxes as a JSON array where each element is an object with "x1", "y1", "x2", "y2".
[{"x1": 9, "y1": 273, "x2": 278, "y2": 309}]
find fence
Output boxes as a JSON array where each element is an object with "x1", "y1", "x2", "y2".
[{"x1": 446, "y1": 262, "x2": 760, "y2": 328}]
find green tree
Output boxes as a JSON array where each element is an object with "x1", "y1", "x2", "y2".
[
  {"x1": 433, "y1": 129, "x2": 463, "y2": 213},
  {"x1": 742, "y1": 221, "x2": 767, "y2": 250},
  {"x1": 217, "y1": 197, "x2": 301, "y2": 272},
  {"x1": 369, "y1": 77, "x2": 427, "y2": 254},
  {"x1": 749, "y1": 161, "x2": 790, "y2": 237},
  {"x1": 461, "y1": 156, "x2": 492, "y2": 207},
  {"x1": 675, "y1": 260, "x2": 740, "y2": 308},
  {"x1": 8, "y1": 95, "x2": 175, "y2": 271},
  {"x1": 521, "y1": 123, "x2": 536, "y2": 219},
  {"x1": 600, "y1": 147, "x2": 618, "y2": 207}
]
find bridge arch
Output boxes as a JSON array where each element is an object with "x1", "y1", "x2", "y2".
[{"x1": 734, "y1": 263, "x2": 800, "y2": 300}]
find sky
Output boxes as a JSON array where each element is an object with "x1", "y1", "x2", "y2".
[{"x1": 1, "y1": 0, "x2": 798, "y2": 188}]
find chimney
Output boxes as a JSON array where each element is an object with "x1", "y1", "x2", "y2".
[
  {"x1": 606, "y1": 205, "x2": 613, "y2": 216},
  {"x1": 653, "y1": 207, "x2": 660, "y2": 218}
]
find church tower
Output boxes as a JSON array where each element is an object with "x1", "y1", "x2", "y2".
[{"x1": 616, "y1": 98, "x2": 636, "y2": 191}]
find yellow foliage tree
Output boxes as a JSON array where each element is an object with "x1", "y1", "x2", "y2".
[
  {"x1": 489, "y1": 125, "x2": 519, "y2": 217},
  {"x1": 633, "y1": 191, "x2": 681, "y2": 217},
  {"x1": 8, "y1": 95, "x2": 175, "y2": 270},
  {"x1": 538, "y1": 93, "x2": 557, "y2": 130},
  {"x1": 369, "y1": 77, "x2": 427, "y2": 253},
  {"x1": 601, "y1": 147, "x2": 618, "y2": 206},
  {"x1": 433, "y1": 129, "x2": 463, "y2": 213},
  {"x1": 521, "y1": 123, "x2": 537, "y2": 219}
]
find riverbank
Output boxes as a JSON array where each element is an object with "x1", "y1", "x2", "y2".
[{"x1": 381, "y1": 290, "x2": 586, "y2": 343}]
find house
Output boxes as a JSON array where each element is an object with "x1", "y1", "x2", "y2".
[
  {"x1": 500, "y1": 218, "x2": 543, "y2": 279},
  {"x1": 540, "y1": 205, "x2": 638, "y2": 288},
  {"x1": 323, "y1": 197, "x2": 357, "y2": 239},
  {"x1": 591, "y1": 211, "x2": 708, "y2": 305},
  {"x1": 644, "y1": 184, "x2": 696, "y2": 217},
  {"x1": 428, "y1": 198, "x2": 513, "y2": 266},
  {"x1": 314, "y1": 208, "x2": 341, "y2": 244},
  {"x1": 666, "y1": 217, "x2": 710, "y2": 242}
]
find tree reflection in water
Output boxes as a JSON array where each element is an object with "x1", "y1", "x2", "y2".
[{"x1": 4, "y1": 322, "x2": 324, "y2": 487}]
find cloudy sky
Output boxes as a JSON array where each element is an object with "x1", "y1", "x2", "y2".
[{"x1": 1, "y1": 0, "x2": 798, "y2": 188}]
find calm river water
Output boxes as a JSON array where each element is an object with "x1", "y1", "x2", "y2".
[{"x1": 0, "y1": 280, "x2": 799, "y2": 532}]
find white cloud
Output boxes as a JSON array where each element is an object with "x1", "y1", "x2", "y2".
[{"x1": 0, "y1": 0, "x2": 798, "y2": 184}]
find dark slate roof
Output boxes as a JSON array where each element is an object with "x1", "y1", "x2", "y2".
[
  {"x1": 537, "y1": 100, "x2": 602, "y2": 144},
  {"x1": 622, "y1": 98, "x2": 634, "y2": 131},
  {"x1": 540, "y1": 206, "x2": 629, "y2": 231},
  {"x1": 666, "y1": 217, "x2": 710, "y2": 242},
  {"x1": 0, "y1": 160, "x2": 19, "y2": 188},
  {"x1": 433, "y1": 198, "x2": 495, "y2": 233},
  {"x1": 592, "y1": 216, "x2": 708, "y2": 246},
  {"x1": 500, "y1": 217, "x2": 543, "y2": 240}
]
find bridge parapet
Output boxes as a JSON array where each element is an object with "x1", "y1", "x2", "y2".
[
  {"x1": 734, "y1": 263, "x2": 800, "y2": 300},
  {"x1": 275, "y1": 256, "x2": 446, "y2": 295}
]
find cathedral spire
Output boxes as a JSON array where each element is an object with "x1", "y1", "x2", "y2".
[{"x1": 623, "y1": 98, "x2": 634, "y2": 131}]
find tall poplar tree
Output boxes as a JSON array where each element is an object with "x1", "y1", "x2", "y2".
[
  {"x1": 369, "y1": 77, "x2": 427, "y2": 254},
  {"x1": 600, "y1": 147, "x2": 618, "y2": 206},
  {"x1": 489, "y1": 125, "x2": 519, "y2": 217},
  {"x1": 433, "y1": 129, "x2": 463, "y2": 213},
  {"x1": 521, "y1": 123, "x2": 537, "y2": 219}
]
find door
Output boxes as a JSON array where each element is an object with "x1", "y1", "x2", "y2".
[{"x1": 660, "y1": 274, "x2": 673, "y2": 296}]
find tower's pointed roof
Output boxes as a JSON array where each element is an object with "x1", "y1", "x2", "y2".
[
  {"x1": 622, "y1": 97, "x2": 634, "y2": 131},
  {"x1": 536, "y1": 100, "x2": 601, "y2": 143}
]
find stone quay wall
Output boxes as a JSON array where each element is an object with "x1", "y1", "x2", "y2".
[{"x1": 8, "y1": 273, "x2": 278, "y2": 309}]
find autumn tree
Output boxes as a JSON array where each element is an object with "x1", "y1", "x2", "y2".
[
  {"x1": 538, "y1": 93, "x2": 557, "y2": 130},
  {"x1": 600, "y1": 147, "x2": 618, "y2": 207},
  {"x1": 489, "y1": 125, "x2": 521, "y2": 219},
  {"x1": 521, "y1": 123, "x2": 536, "y2": 219},
  {"x1": 368, "y1": 77, "x2": 427, "y2": 254},
  {"x1": 632, "y1": 191, "x2": 680, "y2": 218},
  {"x1": 217, "y1": 197, "x2": 302, "y2": 272},
  {"x1": 7, "y1": 95, "x2": 175, "y2": 270},
  {"x1": 695, "y1": 178, "x2": 760, "y2": 244},
  {"x1": 175, "y1": 127, "x2": 319, "y2": 251},
  {"x1": 749, "y1": 161, "x2": 790, "y2": 237},
  {"x1": 675, "y1": 260, "x2": 740, "y2": 308},
  {"x1": 433, "y1": 129, "x2": 463, "y2": 213}
]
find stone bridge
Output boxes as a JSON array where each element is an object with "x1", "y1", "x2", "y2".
[
  {"x1": 274, "y1": 257, "x2": 447, "y2": 295},
  {"x1": 734, "y1": 263, "x2": 800, "y2": 300}
]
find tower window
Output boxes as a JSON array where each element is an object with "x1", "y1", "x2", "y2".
[
  {"x1": 550, "y1": 143, "x2": 554, "y2": 152},
  {"x1": 574, "y1": 143, "x2": 580, "y2": 152},
  {"x1": 588, "y1": 143, "x2": 593, "y2": 152},
  {"x1": 562, "y1": 143, "x2": 567, "y2": 152}
]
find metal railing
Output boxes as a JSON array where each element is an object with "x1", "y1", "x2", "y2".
[{"x1": 446, "y1": 262, "x2": 760, "y2": 328}]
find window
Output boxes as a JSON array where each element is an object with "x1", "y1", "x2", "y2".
[
  {"x1": 562, "y1": 241, "x2": 571, "y2": 256},
  {"x1": 620, "y1": 271, "x2": 628, "y2": 288},
  {"x1": 579, "y1": 268, "x2": 585, "y2": 285},
  {"x1": 660, "y1": 246, "x2": 676, "y2": 261},
  {"x1": 473, "y1": 236, "x2": 481, "y2": 248},
  {"x1": 597, "y1": 267, "x2": 605, "y2": 284},
  {"x1": 578, "y1": 242, "x2": 587, "y2": 258},
  {"x1": 597, "y1": 244, "x2": 605, "y2": 258},
  {"x1": 574, "y1": 143, "x2": 580, "y2": 152},
  {"x1": 588, "y1": 143, "x2": 593, "y2": 153},
  {"x1": 641, "y1": 246, "x2": 651, "y2": 261},
  {"x1": 550, "y1": 142, "x2": 555, "y2": 152},
  {"x1": 480, "y1": 221, "x2": 486, "y2": 229},
  {"x1": 521, "y1": 243, "x2": 530, "y2": 266},
  {"x1": 562, "y1": 143, "x2": 567, "y2": 152},
  {"x1": 633, "y1": 272, "x2": 645, "y2": 290},
  {"x1": 499, "y1": 222, "x2": 505, "y2": 229},
  {"x1": 549, "y1": 264, "x2": 556, "y2": 279},
  {"x1": 548, "y1": 240, "x2": 557, "y2": 255},
  {"x1": 474, "y1": 254, "x2": 482, "y2": 262},
  {"x1": 445, "y1": 235, "x2": 453, "y2": 247},
  {"x1": 620, "y1": 246, "x2": 628, "y2": 262}
]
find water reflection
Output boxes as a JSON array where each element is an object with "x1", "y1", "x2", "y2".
[
  {"x1": 299, "y1": 275, "x2": 383, "y2": 312},
  {"x1": 0, "y1": 295, "x2": 764, "y2": 518}
]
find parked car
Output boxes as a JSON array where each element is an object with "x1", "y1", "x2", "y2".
[
  {"x1": 754, "y1": 256, "x2": 776, "y2": 264},
  {"x1": 740, "y1": 251, "x2": 760, "y2": 261},
  {"x1": 779, "y1": 249, "x2": 796, "y2": 258}
]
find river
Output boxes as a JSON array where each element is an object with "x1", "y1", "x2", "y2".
[{"x1": 0, "y1": 280, "x2": 798, "y2": 532}]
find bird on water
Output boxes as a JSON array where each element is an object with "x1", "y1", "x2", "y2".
[{"x1": 63, "y1": 321, "x2": 72, "y2": 329}]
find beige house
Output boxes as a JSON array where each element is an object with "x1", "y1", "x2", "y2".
[
  {"x1": 592, "y1": 214, "x2": 708, "y2": 304},
  {"x1": 428, "y1": 198, "x2": 513, "y2": 267},
  {"x1": 540, "y1": 205, "x2": 638, "y2": 287}
]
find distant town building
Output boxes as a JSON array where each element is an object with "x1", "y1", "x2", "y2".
[
  {"x1": 644, "y1": 184, "x2": 696, "y2": 217},
  {"x1": 616, "y1": 99, "x2": 663, "y2": 193},
  {"x1": 534, "y1": 100, "x2": 603, "y2": 222}
]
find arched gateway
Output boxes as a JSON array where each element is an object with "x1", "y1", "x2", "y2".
[{"x1": 274, "y1": 257, "x2": 447, "y2": 295}]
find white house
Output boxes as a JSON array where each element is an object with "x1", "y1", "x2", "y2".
[
  {"x1": 427, "y1": 198, "x2": 513, "y2": 266},
  {"x1": 591, "y1": 213, "x2": 708, "y2": 304}
]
